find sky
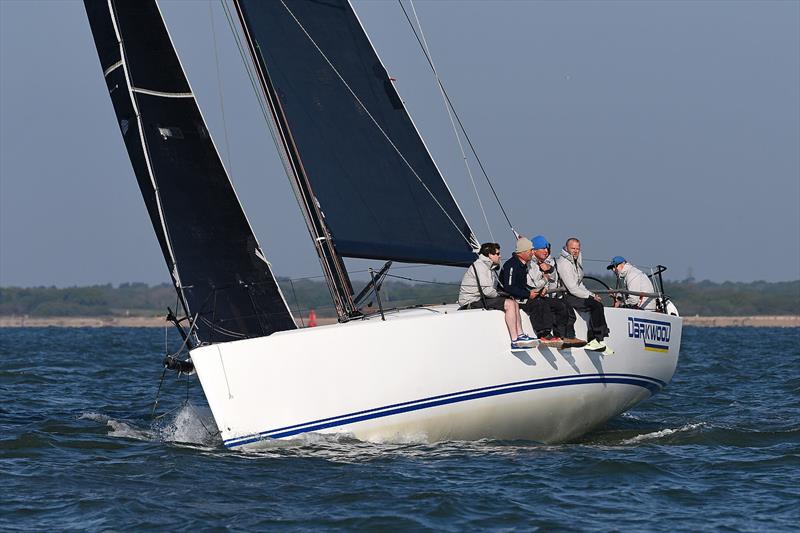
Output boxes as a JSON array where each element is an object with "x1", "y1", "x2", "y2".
[{"x1": 1, "y1": 0, "x2": 798, "y2": 287}]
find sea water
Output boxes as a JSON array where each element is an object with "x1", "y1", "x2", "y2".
[{"x1": 1, "y1": 327, "x2": 798, "y2": 531}]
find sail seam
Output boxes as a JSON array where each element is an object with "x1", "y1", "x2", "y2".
[
  {"x1": 131, "y1": 87, "x2": 194, "y2": 98},
  {"x1": 279, "y1": 0, "x2": 475, "y2": 250},
  {"x1": 103, "y1": 59, "x2": 123, "y2": 77}
]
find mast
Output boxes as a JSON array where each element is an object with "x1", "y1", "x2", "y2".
[{"x1": 232, "y1": 0, "x2": 357, "y2": 320}]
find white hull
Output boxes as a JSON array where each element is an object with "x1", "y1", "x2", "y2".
[{"x1": 190, "y1": 306, "x2": 681, "y2": 450}]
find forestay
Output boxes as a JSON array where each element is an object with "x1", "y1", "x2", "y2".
[
  {"x1": 236, "y1": 0, "x2": 478, "y2": 267},
  {"x1": 84, "y1": 0, "x2": 296, "y2": 343}
]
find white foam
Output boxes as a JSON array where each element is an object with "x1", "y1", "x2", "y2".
[
  {"x1": 158, "y1": 403, "x2": 221, "y2": 446},
  {"x1": 79, "y1": 412, "x2": 110, "y2": 424},
  {"x1": 80, "y1": 404, "x2": 221, "y2": 447},
  {"x1": 80, "y1": 412, "x2": 154, "y2": 441},
  {"x1": 366, "y1": 431, "x2": 430, "y2": 445},
  {"x1": 621, "y1": 422, "x2": 705, "y2": 445}
]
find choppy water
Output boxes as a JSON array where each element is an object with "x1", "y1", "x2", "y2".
[{"x1": 1, "y1": 327, "x2": 798, "y2": 531}]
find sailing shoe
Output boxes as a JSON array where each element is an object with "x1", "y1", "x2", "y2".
[
  {"x1": 602, "y1": 345, "x2": 615, "y2": 356},
  {"x1": 562, "y1": 337, "x2": 587, "y2": 348},
  {"x1": 513, "y1": 335, "x2": 538, "y2": 348},
  {"x1": 584, "y1": 339, "x2": 607, "y2": 351}
]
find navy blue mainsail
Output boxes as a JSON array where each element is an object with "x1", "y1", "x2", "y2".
[
  {"x1": 235, "y1": 0, "x2": 478, "y2": 268},
  {"x1": 83, "y1": 0, "x2": 297, "y2": 342}
]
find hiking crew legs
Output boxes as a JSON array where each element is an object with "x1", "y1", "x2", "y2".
[
  {"x1": 520, "y1": 298, "x2": 553, "y2": 338},
  {"x1": 459, "y1": 296, "x2": 524, "y2": 341},
  {"x1": 565, "y1": 294, "x2": 609, "y2": 342},
  {"x1": 546, "y1": 298, "x2": 571, "y2": 338}
]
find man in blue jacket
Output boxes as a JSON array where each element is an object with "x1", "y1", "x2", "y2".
[{"x1": 500, "y1": 237, "x2": 556, "y2": 344}]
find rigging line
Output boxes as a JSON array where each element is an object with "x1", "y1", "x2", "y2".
[
  {"x1": 397, "y1": 1, "x2": 516, "y2": 235},
  {"x1": 233, "y1": 1, "x2": 354, "y2": 318},
  {"x1": 221, "y1": 0, "x2": 324, "y2": 224},
  {"x1": 209, "y1": 0, "x2": 233, "y2": 173},
  {"x1": 278, "y1": 0, "x2": 475, "y2": 250},
  {"x1": 403, "y1": 0, "x2": 494, "y2": 242},
  {"x1": 288, "y1": 278, "x2": 306, "y2": 327},
  {"x1": 279, "y1": 263, "x2": 463, "y2": 282},
  {"x1": 385, "y1": 273, "x2": 460, "y2": 286},
  {"x1": 219, "y1": 0, "x2": 280, "y2": 157},
  {"x1": 220, "y1": 0, "x2": 315, "y2": 324},
  {"x1": 223, "y1": 1, "x2": 352, "y2": 320}
]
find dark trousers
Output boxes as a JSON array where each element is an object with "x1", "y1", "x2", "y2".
[
  {"x1": 545, "y1": 298, "x2": 571, "y2": 338},
  {"x1": 520, "y1": 297, "x2": 552, "y2": 337},
  {"x1": 565, "y1": 294, "x2": 609, "y2": 342}
]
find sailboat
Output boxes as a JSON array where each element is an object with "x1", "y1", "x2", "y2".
[{"x1": 83, "y1": 0, "x2": 682, "y2": 450}]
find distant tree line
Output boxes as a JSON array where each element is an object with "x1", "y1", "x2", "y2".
[{"x1": 1, "y1": 278, "x2": 798, "y2": 318}]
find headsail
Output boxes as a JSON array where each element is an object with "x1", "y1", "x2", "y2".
[
  {"x1": 84, "y1": 0, "x2": 296, "y2": 342},
  {"x1": 235, "y1": 0, "x2": 478, "y2": 267}
]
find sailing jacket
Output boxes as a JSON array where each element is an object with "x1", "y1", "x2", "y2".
[
  {"x1": 618, "y1": 263, "x2": 656, "y2": 310},
  {"x1": 556, "y1": 248, "x2": 593, "y2": 299},
  {"x1": 527, "y1": 256, "x2": 559, "y2": 295},
  {"x1": 458, "y1": 255, "x2": 501, "y2": 307},
  {"x1": 500, "y1": 256, "x2": 533, "y2": 302}
]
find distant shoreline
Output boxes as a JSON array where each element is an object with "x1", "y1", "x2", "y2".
[{"x1": 0, "y1": 315, "x2": 797, "y2": 328}]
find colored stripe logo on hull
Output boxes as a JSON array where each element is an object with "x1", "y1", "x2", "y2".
[{"x1": 224, "y1": 373, "x2": 665, "y2": 448}]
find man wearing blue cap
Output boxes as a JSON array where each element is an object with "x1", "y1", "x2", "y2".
[
  {"x1": 527, "y1": 235, "x2": 579, "y2": 345},
  {"x1": 608, "y1": 257, "x2": 656, "y2": 310}
]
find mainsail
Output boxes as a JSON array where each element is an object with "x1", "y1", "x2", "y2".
[
  {"x1": 234, "y1": 0, "x2": 478, "y2": 268},
  {"x1": 84, "y1": 0, "x2": 296, "y2": 342}
]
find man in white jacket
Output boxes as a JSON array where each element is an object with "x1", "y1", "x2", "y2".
[
  {"x1": 607, "y1": 256, "x2": 657, "y2": 310},
  {"x1": 555, "y1": 238, "x2": 613, "y2": 354},
  {"x1": 458, "y1": 242, "x2": 536, "y2": 349},
  {"x1": 527, "y1": 235, "x2": 577, "y2": 344}
]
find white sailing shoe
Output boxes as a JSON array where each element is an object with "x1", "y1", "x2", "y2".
[{"x1": 584, "y1": 339, "x2": 607, "y2": 351}]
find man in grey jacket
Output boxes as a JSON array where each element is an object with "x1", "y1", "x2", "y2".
[
  {"x1": 458, "y1": 242, "x2": 536, "y2": 349},
  {"x1": 556, "y1": 238, "x2": 613, "y2": 353},
  {"x1": 607, "y1": 256, "x2": 657, "y2": 310}
]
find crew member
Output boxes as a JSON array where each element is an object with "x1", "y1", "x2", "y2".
[
  {"x1": 607, "y1": 256, "x2": 657, "y2": 310},
  {"x1": 499, "y1": 237, "x2": 553, "y2": 344},
  {"x1": 556, "y1": 237, "x2": 613, "y2": 354},
  {"x1": 458, "y1": 242, "x2": 535, "y2": 349},
  {"x1": 527, "y1": 235, "x2": 577, "y2": 345}
]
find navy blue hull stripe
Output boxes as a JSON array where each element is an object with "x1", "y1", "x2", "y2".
[
  {"x1": 224, "y1": 373, "x2": 664, "y2": 448},
  {"x1": 631, "y1": 317, "x2": 672, "y2": 326}
]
